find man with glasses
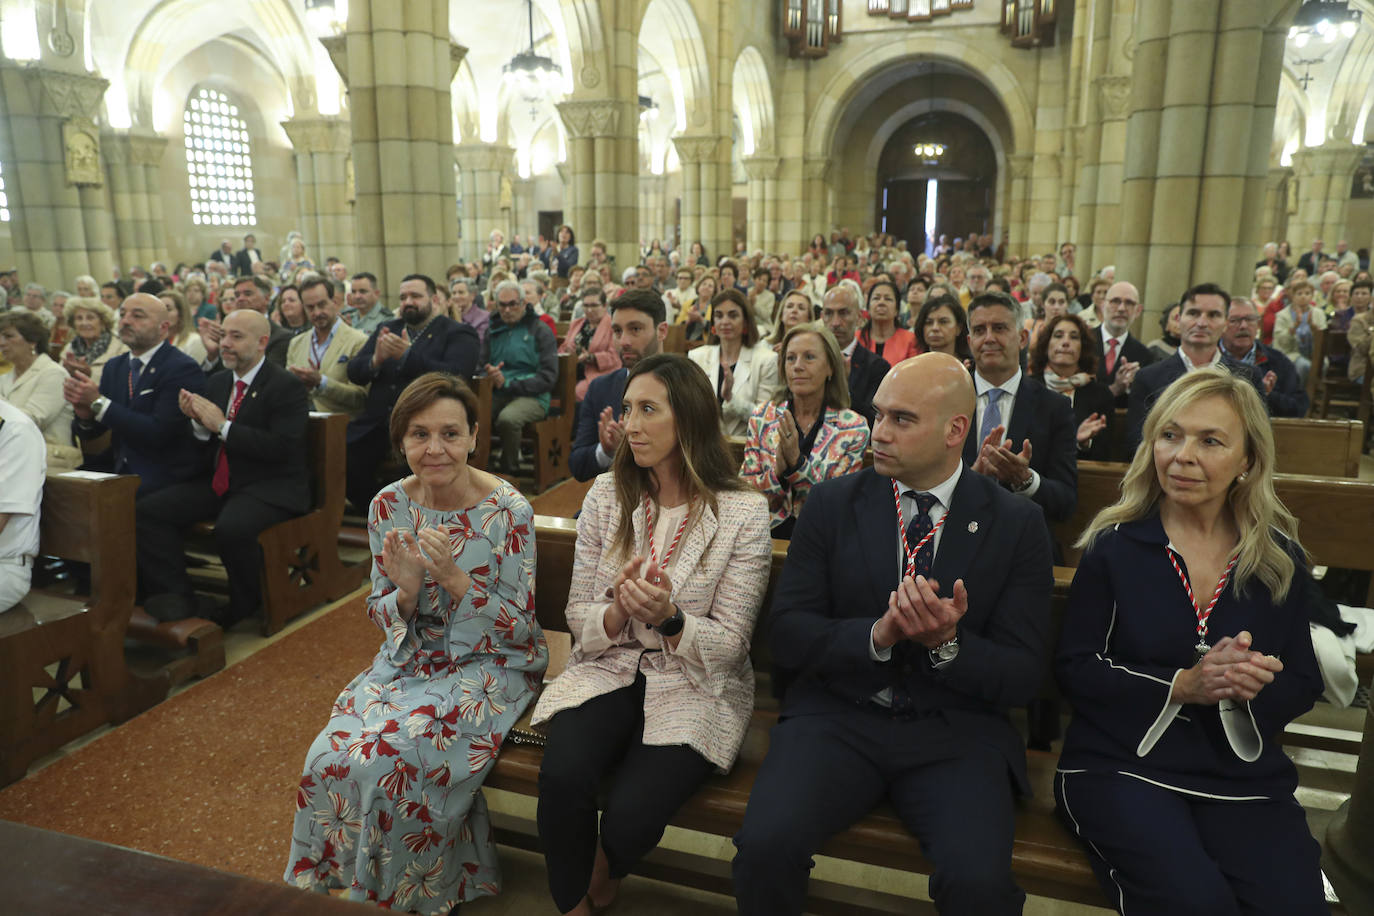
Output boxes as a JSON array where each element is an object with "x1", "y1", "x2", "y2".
[
  {"x1": 1093, "y1": 280, "x2": 1156, "y2": 406},
  {"x1": 485, "y1": 280, "x2": 558, "y2": 476},
  {"x1": 1220, "y1": 297, "x2": 1306, "y2": 417}
]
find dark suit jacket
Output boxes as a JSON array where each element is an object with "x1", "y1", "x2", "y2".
[
  {"x1": 75, "y1": 344, "x2": 207, "y2": 495},
  {"x1": 232, "y1": 248, "x2": 262, "y2": 277},
  {"x1": 961, "y1": 375, "x2": 1078, "y2": 524},
  {"x1": 208, "y1": 250, "x2": 235, "y2": 269},
  {"x1": 346, "y1": 315, "x2": 480, "y2": 441},
  {"x1": 205, "y1": 360, "x2": 310, "y2": 514},
  {"x1": 847, "y1": 345, "x2": 890, "y2": 426},
  {"x1": 203, "y1": 322, "x2": 293, "y2": 374},
  {"x1": 769, "y1": 467, "x2": 1054, "y2": 795},
  {"x1": 1093, "y1": 329, "x2": 1155, "y2": 406},
  {"x1": 1248, "y1": 342, "x2": 1309, "y2": 418},
  {"x1": 1031, "y1": 375, "x2": 1116, "y2": 463},
  {"x1": 1124, "y1": 350, "x2": 1269, "y2": 456},
  {"x1": 570, "y1": 367, "x2": 627, "y2": 481}
]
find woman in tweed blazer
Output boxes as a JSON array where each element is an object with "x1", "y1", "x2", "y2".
[
  {"x1": 741, "y1": 323, "x2": 869, "y2": 539},
  {"x1": 532, "y1": 353, "x2": 772, "y2": 916}
]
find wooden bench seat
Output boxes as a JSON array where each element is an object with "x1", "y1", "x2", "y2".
[{"x1": 0, "y1": 473, "x2": 168, "y2": 787}]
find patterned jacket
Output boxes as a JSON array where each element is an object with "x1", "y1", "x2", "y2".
[
  {"x1": 531, "y1": 474, "x2": 772, "y2": 771},
  {"x1": 739, "y1": 402, "x2": 869, "y2": 530}
]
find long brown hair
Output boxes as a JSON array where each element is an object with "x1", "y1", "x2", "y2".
[{"x1": 610, "y1": 353, "x2": 749, "y2": 560}]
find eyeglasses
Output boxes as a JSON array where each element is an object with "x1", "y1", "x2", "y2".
[{"x1": 1226, "y1": 316, "x2": 1259, "y2": 326}]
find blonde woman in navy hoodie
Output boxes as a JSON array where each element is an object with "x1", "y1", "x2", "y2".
[{"x1": 1054, "y1": 366, "x2": 1326, "y2": 915}]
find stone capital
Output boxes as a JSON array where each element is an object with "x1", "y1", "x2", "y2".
[
  {"x1": 557, "y1": 99, "x2": 632, "y2": 139},
  {"x1": 1007, "y1": 153, "x2": 1035, "y2": 180},
  {"x1": 25, "y1": 67, "x2": 109, "y2": 120},
  {"x1": 454, "y1": 143, "x2": 514, "y2": 173},
  {"x1": 1291, "y1": 143, "x2": 1365, "y2": 180},
  {"x1": 672, "y1": 134, "x2": 724, "y2": 164},
  {"x1": 281, "y1": 116, "x2": 351, "y2": 154},
  {"x1": 451, "y1": 42, "x2": 468, "y2": 82},
  {"x1": 320, "y1": 34, "x2": 348, "y2": 88},
  {"x1": 1094, "y1": 74, "x2": 1132, "y2": 120},
  {"x1": 802, "y1": 156, "x2": 832, "y2": 181},
  {"x1": 742, "y1": 156, "x2": 781, "y2": 180}
]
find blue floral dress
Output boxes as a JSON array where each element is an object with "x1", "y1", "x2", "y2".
[{"x1": 286, "y1": 478, "x2": 546, "y2": 913}]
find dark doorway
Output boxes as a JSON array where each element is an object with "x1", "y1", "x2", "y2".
[
  {"x1": 538, "y1": 210, "x2": 564, "y2": 245},
  {"x1": 876, "y1": 111, "x2": 996, "y2": 254}
]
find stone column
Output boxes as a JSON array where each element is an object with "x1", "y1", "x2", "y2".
[
  {"x1": 102, "y1": 130, "x2": 169, "y2": 272},
  {"x1": 330, "y1": 0, "x2": 461, "y2": 295},
  {"x1": 1259, "y1": 166, "x2": 1292, "y2": 251},
  {"x1": 1114, "y1": 0, "x2": 1291, "y2": 324},
  {"x1": 1325, "y1": 673, "x2": 1374, "y2": 914},
  {"x1": 639, "y1": 173, "x2": 667, "y2": 247},
  {"x1": 0, "y1": 62, "x2": 113, "y2": 286},
  {"x1": 281, "y1": 116, "x2": 355, "y2": 270},
  {"x1": 801, "y1": 157, "x2": 833, "y2": 254},
  {"x1": 558, "y1": 99, "x2": 639, "y2": 269},
  {"x1": 1007, "y1": 153, "x2": 1035, "y2": 257},
  {"x1": 743, "y1": 156, "x2": 781, "y2": 254},
  {"x1": 453, "y1": 143, "x2": 513, "y2": 262},
  {"x1": 513, "y1": 177, "x2": 536, "y2": 244},
  {"x1": 1290, "y1": 143, "x2": 1364, "y2": 253},
  {"x1": 673, "y1": 135, "x2": 729, "y2": 262}
]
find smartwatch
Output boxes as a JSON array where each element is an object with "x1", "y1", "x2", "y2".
[{"x1": 655, "y1": 606, "x2": 686, "y2": 637}]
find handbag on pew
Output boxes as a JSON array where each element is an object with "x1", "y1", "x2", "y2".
[{"x1": 507, "y1": 630, "x2": 571, "y2": 747}]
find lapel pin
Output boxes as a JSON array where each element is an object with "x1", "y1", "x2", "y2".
[{"x1": 967, "y1": 521, "x2": 979, "y2": 534}]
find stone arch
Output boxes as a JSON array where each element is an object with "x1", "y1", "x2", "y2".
[
  {"x1": 732, "y1": 46, "x2": 775, "y2": 155},
  {"x1": 863, "y1": 100, "x2": 1009, "y2": 236},
  {"x1": 804, "y1": 35, "x2": 1035, "y2": 160},
  {"x1": 119, "y1": 0, "x2": 313, "y2": 128},
  {"x1": 637, "y1": 0, "x2": 711, "y2": 130}
]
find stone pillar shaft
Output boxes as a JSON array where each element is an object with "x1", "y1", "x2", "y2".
[
  {"x1": 674, "y1": 135, "x2": 730, "y2": 262},
  {"x1": 743, "y1": 156, "x2": 781, "y2": 254},
  {"x1": 558, "y1": 100, "x2": 639, "y2": 269},
  {"x1": 103, "y1": 130, "x2": 168, "y2": 272},
  {"x1": 0, "y1": 62, "x2": 113, "y2": 286},
  {"x1": 454, "y1": 143, "x2": 512, "y2": 262},
  {"x1": 1290, "y1": 145, "x2": 1364, "y2": 253},
  {"x1": 282, "y1": 116, "x2": 356, "y2": 270},
  {"x1": 337, "y1": 0, "x2": 460, "y2": 295}
]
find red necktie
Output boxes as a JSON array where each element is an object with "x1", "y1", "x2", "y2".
[
  {"x1": 1105, "y1": 337, "x2": 1119, "y2": 375},
  {"x1": 211, "y1": 380, "x2": 248, "y2": 497}
]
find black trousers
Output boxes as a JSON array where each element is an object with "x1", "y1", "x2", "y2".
[
  {"x1": 536, "y1": 672, "x2": 715, "y2": 913},
  {"x1": 1054, "y1": 770, "x2": 1326, "y2": 915},
  {"x1": 345, "y1": 424, "x2": 391, "y2": 514},
  {"x1": 136, "y1": 479, "x2": 294, "y2": 622},
  {"x1": 732, "y1": 707, "x2": 1024, "y2": 915}
]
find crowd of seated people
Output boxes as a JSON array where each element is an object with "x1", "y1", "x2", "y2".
[{"x1": 4, "y1": 223, "x2": 1374, "y2": 916}]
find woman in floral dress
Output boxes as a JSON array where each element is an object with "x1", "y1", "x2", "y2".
[{"x1": 286, "y1": 373, "x2": 546, "y2": 914}]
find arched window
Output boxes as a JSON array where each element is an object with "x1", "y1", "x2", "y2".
[
  {"x1": 183, "y1": 88, "x2": 256, "y2": 226},
  {"x1": 0, "y1": 160, "x2": 9, "y2": 222}
]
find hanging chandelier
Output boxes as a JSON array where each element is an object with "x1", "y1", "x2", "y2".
[
  {"x1": 503, "y1": 0, "x2": 563, "y2": 101},
  {"x1": 913, "y1": 142, "x2": 947, "y2": 162},
  {"x1": 1288, "y1": 0, "x2": 1360, "y2": 48}
]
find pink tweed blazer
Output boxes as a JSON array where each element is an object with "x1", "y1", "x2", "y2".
[{"x1": 531, "y1": 474, "x2": 772, "y2": 771}]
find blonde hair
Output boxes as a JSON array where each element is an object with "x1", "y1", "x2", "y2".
[{"x1": 1077, "y1": 367, "x2": 1303, "y2": 601}]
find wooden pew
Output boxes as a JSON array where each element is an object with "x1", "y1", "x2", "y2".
[
  {"x1": 470, "y1": 374, "x2": 494, "y2": 472},
  {"x1": 529, "y1": 353, "x2": 578, "y2": 493},
  {"x1": 191, "y1": 413, "x2": 368, "y2": 635},
  {"x1": 0, "y1": 473, "x2": 164, "y2": 787},
  {"x1": 0, "y1": 820, "x2": 366, "y2": 913},
  {"x1": 511, "y1": 516, "x2": 1105, "y2": 911}
]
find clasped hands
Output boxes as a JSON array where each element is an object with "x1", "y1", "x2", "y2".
[
  {"x1": 603, "y1": 555, "x2": 678, "y2": 637},
  {"x1": 372, "y1": 327, "x2": 412, "y2": 367},
  {"x1": 179, "y1": 388, "x2": 226, "y2": 434},
  {"x1": 1171, "y1": 630, "x2": 1283, "y2": 706},
  {"x1": 970, "y1": 424, "x2": 1032, "y2": 489},
  {"x1": 873, "y1": 574, "x2": 969, "y2": 650},
  {"x1": 381, "y1": 526, "x2": 471, "y2": 619}
]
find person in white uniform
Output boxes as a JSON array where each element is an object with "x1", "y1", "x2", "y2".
[{"x1": 0, "y1": 399, "x2": 46, "y2": 612}]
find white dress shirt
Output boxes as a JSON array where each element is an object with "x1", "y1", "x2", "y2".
[{"x1": 973, "y1": 368, "x2": 1041, "y2": 499}]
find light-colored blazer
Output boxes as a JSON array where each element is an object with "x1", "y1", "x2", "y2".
[
  {"x1": 59, "y1": 336, "x2": 128, "y2": 380},
  {"x1": 688, "y1": 341, "x2": 781, "y2": 437},
  {"x1": 740, "y1": 403, "x2": 870, "y2": 530},
  {"x1": 558, "y1": 312, "x2": 621, "y2": 401},
  {"x1": 1348, "y1": 310, "x2": 1372, "y2": 382},
  {"x1": 531, "y1": 474, "x2": 772, "y2": 771},
  {"x1": 0, "y1": 352, "x2": 78, "y2": 469},
  {"x1": 286, "y1": 321, "x2": 370, "y2": 416},
  {"x1": 1272, "y1": 304, "x2": 1327, "y2": 362}
]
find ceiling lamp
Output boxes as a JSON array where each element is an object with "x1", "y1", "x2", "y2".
[
  {"x1": 1288, "y1": 0, "x2": 1360, "y2": 47},
  {"x1": 503, "y1": 0, "x2": 563, "y2": 101},
  {"x1": 914, "y1": 142, "x2": 947, "y2": 162}
]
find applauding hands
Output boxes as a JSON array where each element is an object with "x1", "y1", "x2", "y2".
[
  {"x1": 381, "y1": 525, "x2": 471, "y2": 619},
  {"x1": 602, "y1": 555, "x2": 681, "y2": 639},
  {"x1": 873, "y1": 575, "x2": 969, "y2": 650}
]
